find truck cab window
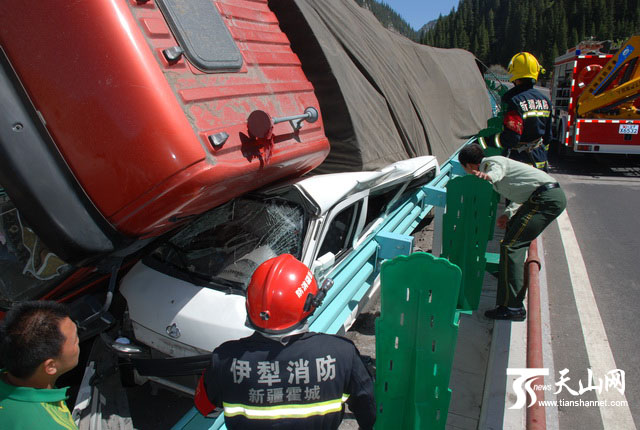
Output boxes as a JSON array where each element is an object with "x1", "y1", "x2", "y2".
[{"x1": 156, "y1": 0, "x2": 243, "y2": 72}]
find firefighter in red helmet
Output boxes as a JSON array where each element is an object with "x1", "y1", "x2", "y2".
[{"x1": 194, "y1": 254, "x2": 376, "y2": 430}]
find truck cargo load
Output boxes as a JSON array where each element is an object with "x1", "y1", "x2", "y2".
[{"x1": 270, "y1": 0, "x2": 491, "y2": 172}]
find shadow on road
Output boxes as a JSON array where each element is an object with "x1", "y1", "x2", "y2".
[{"x1": 548, "y1": 146, "x2": 640, "y2": 178}]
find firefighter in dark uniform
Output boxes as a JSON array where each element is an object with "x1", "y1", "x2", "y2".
[
  {"x1": 194, "y1": 254, "x2": 376, "y2": 429},
  {"x1": 478, "y1": 52, "x2": 552, "y2": 171}
]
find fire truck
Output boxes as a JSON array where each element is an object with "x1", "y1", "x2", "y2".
[{"x1": 551, "y1": 36, "x2": 640, "y2": 155}]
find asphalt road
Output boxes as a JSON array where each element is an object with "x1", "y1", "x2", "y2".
[{"x1": 543, "y1": 151, "x2": 640, "y2": 429}]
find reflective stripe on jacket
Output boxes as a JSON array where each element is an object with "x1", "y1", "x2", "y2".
[{"x1": 196, "y1": 332, "x2": 376, "y2": 430}]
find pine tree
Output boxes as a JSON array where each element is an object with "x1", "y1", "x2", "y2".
[
  {"x1": 526, "y1": 6, "x2": 538, "y2": 53},
  {"x1": 478, "y1": 22, "x2": 490, "y2": 60},
  {"x1": 597, "y1": 0, "x2": 613, "y2": 39},
  {"x1": 557, "y1": 8, "x2": 569, "y2": 54},
  {"x1": 570, "y1": 28, "x2": 579, "y2": 48},
  {"x1": 353, "y1": 0, "x2": 420, "y2": 40},
  {"x1": 487, "y1": 10, "x2": 496, "y2": 42},
  {"x1": 588, "y1": 21, "x2": 597, "y2": 39},
  {"x1": 456, "y1": 17, "x2": 471, "y2": 49},
  {"x1": 550, "y1": 43, "x2": 559, "y2": 66},
  {"x1": 419, "y1": 0, "x2": 639, "y2": 71}
]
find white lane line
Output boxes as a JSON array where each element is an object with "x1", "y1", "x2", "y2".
[{"x1": 556, "y1": 211, "x2": 636, "y2": 429}]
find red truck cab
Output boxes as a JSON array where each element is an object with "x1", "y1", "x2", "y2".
[{"x1": 0, "y1": 0, "x2": 329, "y2": 267}]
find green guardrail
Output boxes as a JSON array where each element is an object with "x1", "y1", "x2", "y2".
[
  {"x1": 374, "y1": 152, "x2": 502, "y2": 429},
  {"x1": 375, "y1": 252, "x2": 461, "y2": 430},
  {"x1": 441, "y1": 175, "x2": 499, "y2": 311}
]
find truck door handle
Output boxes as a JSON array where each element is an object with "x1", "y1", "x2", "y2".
[{"x1": 248, "y1": 107, "x2": 319, "y2": 139}]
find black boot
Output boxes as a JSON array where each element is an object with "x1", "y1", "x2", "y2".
[{"x1": 484, "y1": 306, "x2": 526, "y2": 321}]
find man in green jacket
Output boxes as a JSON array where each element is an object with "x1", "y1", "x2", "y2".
[
  {"x1": 0, "y1": 301, "x2": 80, "y2": 429},
  {"x1": 458, "y1": 143, "x2": 566, "y2": 321}
]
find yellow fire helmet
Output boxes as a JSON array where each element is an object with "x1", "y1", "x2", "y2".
[{"x1": 507, "y1": 52, "x2": 546, "y2": 82}]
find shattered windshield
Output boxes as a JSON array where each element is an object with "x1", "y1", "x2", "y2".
[{"x1": 147, "y1": 197, "x2": 306, "y2": 292}]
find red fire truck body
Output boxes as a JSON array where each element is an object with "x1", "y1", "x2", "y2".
[{"x1": 551, "y1": 39, "x2": 640, "y2": 155}]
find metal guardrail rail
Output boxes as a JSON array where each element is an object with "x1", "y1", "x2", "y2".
[{"x1": 172, "y1": 139, "x2": 473, "y2": 430}]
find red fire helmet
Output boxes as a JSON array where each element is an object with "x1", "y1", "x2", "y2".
[{"x1": 246, "y1": 254, "x2": 319, "y2": 334}]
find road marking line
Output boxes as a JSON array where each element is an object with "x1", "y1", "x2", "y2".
[{"x1": 556, "y1": 211, "x2": 636, "y2": 429}]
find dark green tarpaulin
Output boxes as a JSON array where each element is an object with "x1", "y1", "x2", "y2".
[{"x1": 270, "y1": 0, "x2": 492, "y2": 172}]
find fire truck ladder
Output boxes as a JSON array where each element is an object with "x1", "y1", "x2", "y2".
[{"x1": 577, "y1": 35, "x2": 640, "y2": 118}]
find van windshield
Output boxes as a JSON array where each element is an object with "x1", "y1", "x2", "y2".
[{"x1": 146, "y1": 197, "x2": 306, "y2": 292}]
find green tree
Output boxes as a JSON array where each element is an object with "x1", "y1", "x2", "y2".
[
  {"x1": 419, "y1": 0, "x2": 638, "y2": 71},
  {"x1": 557, "y1": 9, "x2": 568, "y2": 54},
  {"x1": 525, "y1": 6, "x2": 538, "y2": 52},
  {"x1": 487, "y1": 9, "x2": 496, "y2": 42},
  {"x1": 570, "y1": 28, "x2": 579, "y2": 48},
  {"x1": 456, "y1": 17, "x2": 471, "y2": 49},
  {"x1": 477, "y1": 22, "x2": 490, "y2": 60},
  {"x1": 353, "y1": 0, "x2": 420, "y2": 40}
]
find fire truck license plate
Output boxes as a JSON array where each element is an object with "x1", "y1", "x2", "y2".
[{"x1": 619, "y1": 124, "x2": 639, "y2": 134}]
